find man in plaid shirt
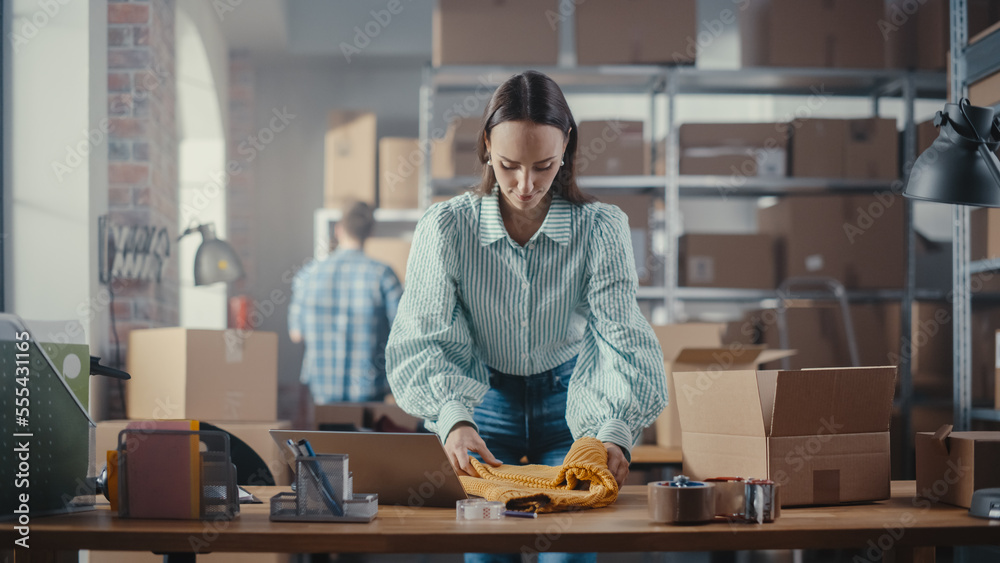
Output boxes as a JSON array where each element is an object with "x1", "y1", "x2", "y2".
[{"x1": 289, "y1": 202, "x2": 403, "y2": 403}]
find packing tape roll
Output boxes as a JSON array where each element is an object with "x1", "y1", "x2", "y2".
[
  {"x1": 705, "y1": 477, "x2": 780, "y2": 523},
  {"x1": 647, "y1": 477, "x2": 715, "y2": 525}
]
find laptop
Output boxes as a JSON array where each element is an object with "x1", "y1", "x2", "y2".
[{"x1": 269, "y1": 430, "x2": 469, "y2": 507}]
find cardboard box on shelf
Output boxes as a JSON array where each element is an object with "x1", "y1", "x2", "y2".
[
  {"x1": 378, "y1": 137, "x2": 421, "y2": 209},
  {"x1": 792, "y1": 118, "x2": 898, "y2": 179},
  {"x1": 127, "y1": 328, "x2": 278, "y2": 422},
  {"x1": 885, "y1": 0, "x2": 949, "y2": 71},
  {"x1": 676, "y1": 365, "x2": 897, "y2": 506},
  {"x1": 741, "y1": 0, "x2": 884, "y2": 69},
  {"x1": 970, "y1": 71, "x2": 1000, "y2": 115},
  {"x1": 678, "y1": 234, "x2": 775, "y2": 289},
  {"x1": 433, "y1": 0, "x2": 558, "y2": 66},
  {"x1": 431, "y1": 118, "x2": 482, "y2": 179},
  {"x1": 916, "y1": 427, "x2": 1000, "y2": 508},
  {"x1": 916, "y1": 119, "x2": 938, "y2": 154},
  {"x1": 678, "y1": 122, "x2": 788, "y2": 178},
  {"x1": 365, "y1": 237, "x2": 411, "y2": 285},
  {"x1": 758, "y1": 194, "x2": 904, "y2": 289},
  {"x1": 680, "y1": 153, "x2": 755, "y2": 176},
  {"x1": 845, "y1": 119, "x2": 900, "y2": 180},
  {"x1": 649, "y1": 323, "x2": 795, "y2": 449},
  {"x1": 971, "y1": 208, "x2": 1000, "y2": 263},
  {"x1": 577, "y1": 120, "x2": 648, "y2": 176},
  {"x1": 679, "y1": 122, "x2": 788, "y2": 151},
  {"x1": 325, "y1": 111, "x2": 376, "y2": 209},
  {"x1": 576, "y1": 0, "x2": 696, "y2": 65},
  {"x1": 591, "y1": 192, "x2": 656, "y2": 285},
  {"x1": 96, "y1": 420, "x2": 293, "y2": 487}
]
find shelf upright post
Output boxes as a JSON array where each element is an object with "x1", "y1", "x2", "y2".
[
  {"x1": 663, "y1": 70, "x2": 681, "y2": 322},
  {"x1": 950, "y1": 0, "x2": 972, "y2": 433},
  {"x1": 899, "y1": 73, "x2": 918, "y2": 479},
  {"x1": 419, "y1": 65, "x2": 434, "y2": 211}
]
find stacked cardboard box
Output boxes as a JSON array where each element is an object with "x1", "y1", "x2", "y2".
[
  {"x1": 575, "y1": 0, "x2": 696, "y2": 65},
  {"x1": 432, "y1": 0, "x2": 558, "y2": 66},
  {"x1": 325, "y1": 111, "x2": 377, "y2": 208},
  {"x1": 678, "y1": 234, "x2": 775, "y2": 289},
  {"x1": 378, "y1": 137, "x2": 421, "y2": 209},
  {"x1": 741, "y1": 0, "x2": 884, "y2": 69},
  {"x1": 366, "y1": 237, "x2": 411, "y2": 285},
  {"x1": 577, "y1": 121, "x2": 648, "y2": 176},
  {"x1": 431, "y1": 118, "x2": 481, "y2": 179},
  {"x1": 127, "y1": 328, "x2": 278, "y2": 422},
  {"x1": 758, "y1": 194, "x2": 904, "y2": 289},
  {"x1": 678, "y1": 122, "x2": 788, "y2": 178},
  {"x1": 791, "y1": 118, "x2": 899, "y2": 180},
  {"x1": 886, "y1": 0, "x2": 1000, "y2": 70}
]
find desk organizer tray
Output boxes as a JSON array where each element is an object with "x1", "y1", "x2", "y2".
[
  {"x1": 269, "y1": 454, "x2": 377, "y2": 523},
  {"x1": 116, "y1": 428, "x2": 239, "y2": 520}
]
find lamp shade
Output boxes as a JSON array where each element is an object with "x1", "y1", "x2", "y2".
[
  {"x1": 191, "y1": 224, "x2": 244, "y2": 286},
  {"x1": 903, "y1": 100, "x2": 1000, "y2": 207}
]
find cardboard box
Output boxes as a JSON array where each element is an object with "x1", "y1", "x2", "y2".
[
  {"x1": 917, "y1": 119, "x2": 938, "y2": 154},
  {"x1": 650, "y1": 323, "x2": 794, "y2": 449},
  {"x1": 679, "y1": 123, "x2": 789, "y2": 150},
  {"x1": 378, "y1": 137, "x2": 421, "y2": 209},
  {"x1": 576, "y1": 0, "x2": 696, "y2": 65},
  {"x1": 971, "y1": 208, "x2": 1000, "y2": 262},
  {"x1": 680, "y1": 153, "x2": 757, "y2": 176},
  {"x1": 365, "y1": 237, "x2": 411, "y2": 285},
  {"x1": 96, "y1": 419, "x2": 293, "y2": 486},
  {"x1": 678, "y1": 234, "x2": 775, "y2": 289},
  {"x1": 433, "y1": 0, "x2": 558, "y2": 66},
  {"x1": 577, "y1": 120, "x2": 647, "y2": 176},
  {"x1": 845, "y1": 119, "x2": 900, "y2": 180},
  {"x1": 970, "y1": 71, "x2": 1000, "y2": 111},
  {"x1": 792, "y1": 118, "x2": 898, "y2": 179},
  {"x1": 741, "y1": 0, "x2": 884, "y2": 69},
  {"x1": 890, "y1": 404, "x2": 953, "y2": 480},
  {"x1": 127, "y1": 328, "x2": 278, "y2": 421},
  {"x1": 676, "y1": 366, "x2": 897, "y2": 506},
  {"x1": 916, "y1": 428, "x2": 1000, "y2": 508},
  {"x1": 431, "y1": 118, "x2": 481, "y2": 179},
  {"x1": 885, "y1": 0, "x2": 949, "y2": 70},
  {"x1": 758, "y1": 194, "x2": 904, "y2": 289},
  {"x1": 324, "y1": 111, "x2": 376, "y2": 209},
  {"x1": 591, "y1": 192, "x2": 655, "y2": 285}
]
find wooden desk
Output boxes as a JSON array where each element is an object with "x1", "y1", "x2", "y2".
[{"x1": 3, "y1": 482, "x2": 998, "y2": 562}]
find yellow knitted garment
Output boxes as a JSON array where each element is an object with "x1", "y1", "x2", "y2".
[{"x1": 459, "y1": 437, "x2": 620, "y2": 513}]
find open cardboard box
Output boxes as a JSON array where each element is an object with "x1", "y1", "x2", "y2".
[
  {"x1": 915, "y1": 425, "x2": 1000, "y2": 509},
  {"x1": 650, "y1": 323, "x2": 795, "y2": 449},
  {"x1": 674, "y1": 365, "x2": 897, "y2": 507}
]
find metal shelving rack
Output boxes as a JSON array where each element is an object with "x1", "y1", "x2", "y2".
[{"x1": 951, "y1": 0, "x2": 1000, "y2": 430}]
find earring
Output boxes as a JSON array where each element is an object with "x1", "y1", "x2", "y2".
[
  {"x1": 561, "y1": 160, "x2": 565, "y2": 166},
  {"x1": 487, "y1": 158, "x2": 492, "y2": 165}
]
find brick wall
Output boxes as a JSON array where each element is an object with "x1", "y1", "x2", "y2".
[
  {"x1": 227, "y1": 50, "x2": 257, "y2": 298},
  {"x1": 106, "y1": 0, "x2": 179, "y2": 415}
]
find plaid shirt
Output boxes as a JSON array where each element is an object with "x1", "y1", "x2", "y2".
[{"x1": 289, "y1": 249, "x2": 403, "y2": 403}]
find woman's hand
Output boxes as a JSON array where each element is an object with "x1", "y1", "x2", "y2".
[
  {"x1": 603, "y1": 442, "x2": 629, "y2": 487},
  {"x1": 444, "y1": 422, "x2": 503, "y2": 477}
]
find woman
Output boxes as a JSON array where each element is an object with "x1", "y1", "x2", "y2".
[{"x1": 386, "y1": 70, "x2": 667, "y2": 561}]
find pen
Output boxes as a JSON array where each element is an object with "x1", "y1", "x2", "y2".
[
  {"x1": 293, "y1": 439, "x2": 344, "y2": 517},
  {"x1": 504, "y1": 510, "x2": 537, "y2": 519}
]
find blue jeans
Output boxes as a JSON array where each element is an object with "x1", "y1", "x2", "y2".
[{"x1": 465, "y1": 357, "x2": 596, "y2": 563}]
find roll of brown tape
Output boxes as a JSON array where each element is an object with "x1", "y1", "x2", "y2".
[{"x1": 647, "y1": 476, "x2": 715, "y2": 525}]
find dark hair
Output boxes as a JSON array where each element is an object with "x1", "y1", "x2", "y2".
[
  {"x1": 474, "y1": 70, "x2": 593, "y2": 205},
  {"x1": 340, "y1": 201, "x2": 375, "y2": 242}
]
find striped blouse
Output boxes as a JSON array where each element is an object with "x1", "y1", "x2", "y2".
[{"x1": 385, "y1": 189, "x2": 667, "y2": 460}]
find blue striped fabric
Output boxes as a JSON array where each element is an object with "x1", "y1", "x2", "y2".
[
  {"x1": 386, "y1": 189, "x2": 667, "y2": 459},
  {"x1": 289, "y1": 249, "x2": 403, "y2": 403}
]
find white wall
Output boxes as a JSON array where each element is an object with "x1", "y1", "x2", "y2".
[{"x1": 5, "y1": 0, "x2": 108, "y2": 348}]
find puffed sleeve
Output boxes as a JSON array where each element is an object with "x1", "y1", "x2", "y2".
[
  {"x1": 385, "y1": 203, "x2": 491, "y2": 442},
  {"x1": 568, "y1": 204, "x2": 668, "y2": 462}
]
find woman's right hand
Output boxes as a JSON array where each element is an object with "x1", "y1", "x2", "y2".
[{"x1": 444, "y1": 422, "x2": 503, "y2": 477}]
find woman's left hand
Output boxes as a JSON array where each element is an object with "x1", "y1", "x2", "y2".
[{"x1": 603, "y1": 442, "x2": 628, "y2": 487}]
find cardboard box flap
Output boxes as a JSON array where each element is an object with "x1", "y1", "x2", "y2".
[
  {"x1": 769, "y1": 367, "x2": 897, "y2": 437},
  {"x1": 652, "y1": 323, "x2": 725, "y2": 361},
  {"x1": 674, "y1": 346, "x2": 796, "y2": 368},
  {"x1": 673, "y1": 370, "x2": 767, "y2": 437}
]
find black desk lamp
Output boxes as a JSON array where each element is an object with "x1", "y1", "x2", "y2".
[
  {"x1": 903, "y1": 98, "x2": 1000, "y2": 206},
  {"x1": 179, "y1": 223, "x2": 245, "y2": 285}
]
